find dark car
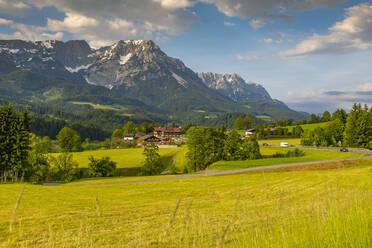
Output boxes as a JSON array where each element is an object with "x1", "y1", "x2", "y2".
[
  {"x1": 340, "y1": 147, "x2": 349, "y2": 152},
  {"x1": 262, "y1": 143, "x2": 269, "y2": 146}
]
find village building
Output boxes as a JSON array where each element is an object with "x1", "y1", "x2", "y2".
[
  {"x1": 138, "y1": 135, "x2": 162, "y2": 145},
  {"x1": 245, "y1": 128, "x2": 256, "y2": 137},
  {"x1": 123, "y1": 133, "x2": 135, "y2": 141},
  {"x1": 153, "y1": 127, "x2": 181, "y2": 138}
]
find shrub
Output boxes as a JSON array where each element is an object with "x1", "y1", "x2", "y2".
[
  {"x1": 50, "y1": 153, "x2": 78, "y2": 182},
  {"x1": 88, "y1": 156, "x2": 117, "y2": 177},
  {"x1": 273, "y1": 148, "x2": 306, "y2": 158}
]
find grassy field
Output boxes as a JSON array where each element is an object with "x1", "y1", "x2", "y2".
[
  {"x1": 1, "y1": 158, "x2": 372, "y2": 247},
  {"x1": 51, "y1": 147, "x2": 181, "y2": 168},
  {"x1": 285, "y1": 122, "x2": 330, "y2": 132},
  {"x1": 210, "y1": 147, "x2": 367, "y2": 171},
  {"x1": 69, "y1": 101, "x2": 121, "y2": 111},
  {"x1": 173, "y1": 146, "x2": 188, "y2": 172},
  {"x1": 173, "y1": 146, "x2": 366, "y2": 172}
]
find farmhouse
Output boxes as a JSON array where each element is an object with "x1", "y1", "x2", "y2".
[
  {"x1": 138, "y1": 135, "x2": 162, "y2": 145},
  {"x1": 123, "y1": 133, "x2": 135, "y2": 141},
  {"x1": 153, "y1": 127, "x2": 181, "y2": 138},
  {"x1": 245, "y1": 128, "x2": 256, "y2": 137}
]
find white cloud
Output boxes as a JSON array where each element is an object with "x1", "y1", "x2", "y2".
[
  {"x1": 0, "y1": 18, "x2": 14, "y2": 25},
  {"x1": 263, "y1": 38, "x2": 283, "y2": 44},
  {"x1": 28, "y1": 0, "x2": 198, "y2": 36},
  {"x1": 282, "y1": 3, "x2": 372, "y2": 57},
  {"x1": 287, "y1": 83, "x2": 372, "y2": 112},
  {"x1": 0, "y1": 17, "x2": 63, "y2": 41},
  {"x1": 201, "y1": 0, "x2": 345, "y2": 27},
  {"x1": 224, "y1": 21, "x2": 236, "y2": 26},
  {"x1": 0, "y1": 0, "x2": 29, "y2": 16},
  {"x1": 250, "y1": 19, "x2": 265, "y2": 29},
  {"x1": 152, "y1": 0, "x2": 195, "y2": 9}
]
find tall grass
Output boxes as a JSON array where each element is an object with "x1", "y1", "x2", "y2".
[{"x1": 1, "y1": 163, "x2": 372, "y2": 247}]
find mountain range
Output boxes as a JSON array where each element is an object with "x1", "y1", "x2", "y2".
[{"x1": 0, "y1": 39, "x2": 307, "y2": 137}]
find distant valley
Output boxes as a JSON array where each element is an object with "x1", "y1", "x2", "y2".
[{"x1": 0, "y1": 39, "x2": 308, "y2": 139}]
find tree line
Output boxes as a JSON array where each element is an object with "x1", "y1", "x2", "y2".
[
  {"x1": 301, "y1": 104, "x2": 372, "y2": 149},
  {"x1": 186, "y1": 127, "x2": 261, "y2": 172}
]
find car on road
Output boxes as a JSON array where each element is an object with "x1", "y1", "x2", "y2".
[
  {"x1": 280, "y1": 142, "x2": 289, "y2": 147},
  {"x1": 262, "y1": 143, "x2": 269, "y2": 146},
  {"x1": 340, "y1": 147, "x2": 349, "y2": 152}
]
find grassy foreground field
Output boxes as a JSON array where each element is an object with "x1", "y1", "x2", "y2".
[
  {"x1": 51, "y1": 147, "x2": 181, "y2": 168},
  {"x1": 1, "y1": 158, "x2": 372, "y2": 247},
  {"x1": 210, "y1": 147, "x2": 367, "y2": 171}
]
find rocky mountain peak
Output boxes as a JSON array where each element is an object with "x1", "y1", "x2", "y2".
[{"x1": 197, "y1": 72, "x2": 272, "y2": 102}]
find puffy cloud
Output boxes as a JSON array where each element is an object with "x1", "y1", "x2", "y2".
[
  {"x1": 0, "y1": 18, "x2": 14, "y2": 25},
  {"x1": 152, "y1": 0, "x2": 195, "y2": 9},
  {"x1": 262, "y1": 38, "x2": 283, "y2": 44},
  {"x1": 287, "y1": 83, "x2": 372, "y2": 112},
  {"x1": 0, "y1": 17, "x2": 63, "y2": 41},
  {"x1": 28, "y1": 0, "x2": 198, "y2": 36},
  {"x1": 0, "y1": 0, "x2": 29, "y2": 16},
  {"x1": 201, "y1": 0, "x2": 345, "y2": 25},
  {"x1": 282, "y1": 3, "x2": 372, "y2": 57},
  {"x1": 249, "y1": 19, "x2": 265, "y2": 29}
]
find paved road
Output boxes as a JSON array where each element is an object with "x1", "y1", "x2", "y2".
[{"x1": 60, "y1": 155, "x2": 372, "y2": 187}]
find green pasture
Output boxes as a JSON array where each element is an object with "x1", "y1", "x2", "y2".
[
  {"x1": 1, "y1": 158, "x2": 372, "y2": 247},
  {"x1": 51, "y1": 147, "x2": 181, "y2": 169},
  {"x1": 210, "y1": 147, "x2": 367, "y2": 171},
  {"x1": 286, "y1": 122, "x2": 329, "y2": 132}
]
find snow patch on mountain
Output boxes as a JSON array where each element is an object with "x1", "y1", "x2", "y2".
[
  {"x1": 119, "y1": 53, "x2": 132, "y2": 65},
  {"x1": 172, "y1": 72, "x2": 189, "y2": 88},
  {"x1": 65, "y1": 63, "x2": 92, "y2": 73}
]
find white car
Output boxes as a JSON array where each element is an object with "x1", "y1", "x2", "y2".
[{"x1": 280, "y1": 142, "x2": 289, "y2": 147}]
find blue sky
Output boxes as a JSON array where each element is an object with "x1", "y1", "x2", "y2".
[{"x1": 1, "y1": 0, "x2": 372, "y2": 113}]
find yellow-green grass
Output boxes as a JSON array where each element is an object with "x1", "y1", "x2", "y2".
[
  {"x1": 1, "y1": 159, "x2": 372, "y2": 247},
  {"x1": 173, "y1": 146, "x2": 188, "y2": 172},
  {"x1": 51, "y1": 147, "x2": 181, "y2": 168},
  {"x1": 210, "y1": 147, "x2": 367, "y2": 171},
  {"x1": 258, "y1": 138, "x2": 301, "y2": 146},
  {"x1": 69, "y1": 101, "x2": 122, "y2": 111},
  {"x1": 286, "y1": 122, "x2": 330, "y2": 132}
]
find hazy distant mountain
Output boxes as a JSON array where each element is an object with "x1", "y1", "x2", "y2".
[
  {"x1": 0, "y1": 39, "x2": 307, "y2": 122},
  {"x1": 197, "y1": 72, "x2": 290, "y2": 109}
]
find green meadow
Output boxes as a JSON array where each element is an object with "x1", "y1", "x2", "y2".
[
  {"x1": 1, "y1": 158, "x2": 372, "y2": 247},
  {"x1": 285, "y1": 122, "x2": 329, "y2": 132},
  {"x1": 173, "y1": 146, "x2": 367, "y2": 172},
  {"x1": 210, "y1": 147, "x2": 367, "y2": 171},
  {"x1": 51, "y1": 147, "x2": 181, "y2": 168}
]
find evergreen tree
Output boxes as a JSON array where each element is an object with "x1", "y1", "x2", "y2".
[
  {"x1": 332, "y1": 109, "x2": 347, "y2": 123},
  {"x1": 0, "y1": 105, "x2": 31, "y2": 182},
  {"x1": 321, "y1": 111, "x2": 331, "y2": 122},
  {"x1": 344, "y1": 103, "x2": 362, "y2": 147}
]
